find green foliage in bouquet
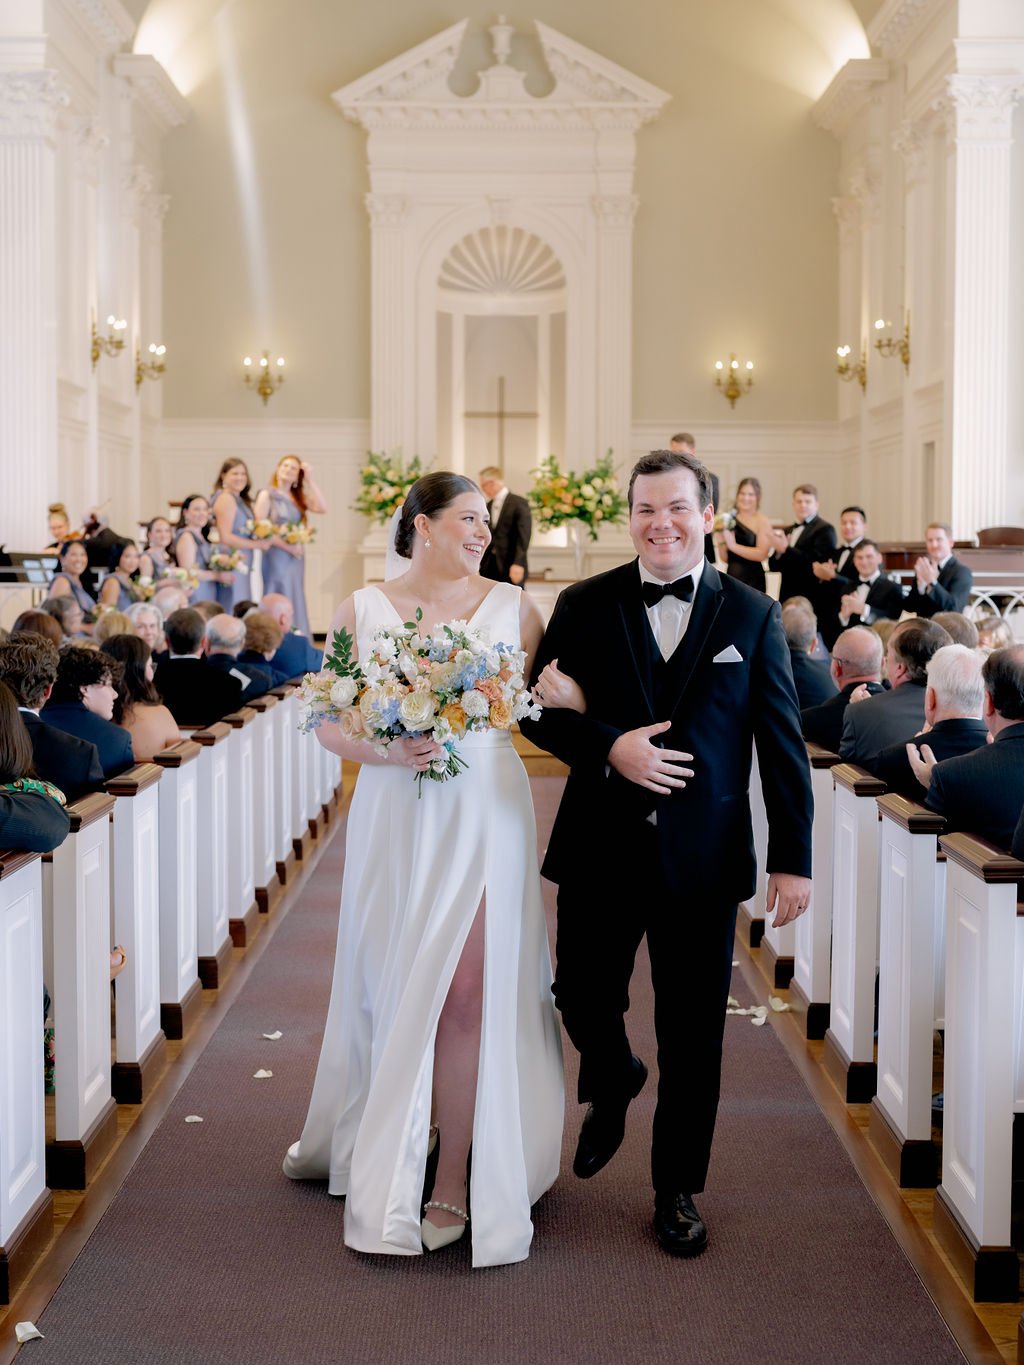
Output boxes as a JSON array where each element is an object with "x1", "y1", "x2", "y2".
[
  {"x1": 352, "y1": 451, "x2": 431, "y2": 526},
  {"x1": 528, "y1": 451, "x2": 628, "y2": 541}
]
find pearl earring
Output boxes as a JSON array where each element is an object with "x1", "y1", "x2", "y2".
[{"x1": 425, "y1": 538, "x2": 432, "y2": 549}]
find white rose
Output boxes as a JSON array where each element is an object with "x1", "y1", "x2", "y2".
[
  {"x1": 398, "y1": 652, "x2": 419, "y2": 683},
  {"x1": 364, "y1": 659, "x2": 383, "y2": 684},
  {"x1": 398, "y1": 690, "x2": 438, "y2": 731},
  {"x1": 461, "y1": 689, "x2": 489, "y2": 719},
  {"x1": 374, "y1": 634, "x2": 398, "y2": 661},
  {"x1": 330, "y1": 676, "x2": 358, "y2": 708}
]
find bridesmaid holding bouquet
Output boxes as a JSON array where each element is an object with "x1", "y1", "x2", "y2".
[{"x1": 253, "y1": 454, "x2": 327, "y2": 638}]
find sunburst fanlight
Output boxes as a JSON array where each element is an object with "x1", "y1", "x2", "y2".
[{"x1": 439, "y1": 227, "x2": 565, "y2": 295}]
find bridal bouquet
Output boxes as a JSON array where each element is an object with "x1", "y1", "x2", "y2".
[
  {"x1": 296, "y1": 610, "x2": 540, "y2": 792},
  {"x1": 209, "y1": 548, "x2": 244, "y2": 572}
]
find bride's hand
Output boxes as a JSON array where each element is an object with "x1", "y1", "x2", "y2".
[
  {"x1": 389, "y1": 736, "x2": 443, "y2": 772},
  {"x1": 533, "y1": 659, "x2": 587, "y2": 714}
]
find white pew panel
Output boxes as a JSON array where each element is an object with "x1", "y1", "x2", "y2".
[
  {"x1": 270, "y1": 687, "x2": 297, "y2": 886},
  {"x1": 246, "y1": 696, "x2": 281, "y2": 913},
  {"x1": 151, "y1": 740, "x2": 202, "y2": 1040},
  {"x1": 223, "y1": 709, "x2": 259, "y2": 948},
  {"x1": 0, "y1": 850, "x2": 52, "y2": 1302},
  {"x1": 191, "y1": 723, "x2": 234, "y2": 989},
  {"x1": 791, "y1": 745, "x2": 841, "y2": 1038}
]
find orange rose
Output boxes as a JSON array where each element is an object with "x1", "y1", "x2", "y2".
[
  {"x1": 475, "y1": 677, "x2": 502, "y2": 704},
  {"x1": 489, "y1": 699, "x2": 513, "y2": 729},
  {"x1": 439, "y1": 702, "x2": 467, "y2": 736}
]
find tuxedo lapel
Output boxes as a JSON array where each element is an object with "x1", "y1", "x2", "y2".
[
  {"x1": 663, "y1": 565, "x2": 725, "y2": 724},
  {"x1": 614, "y1": 564, "x2": 657, "y2": 723}
]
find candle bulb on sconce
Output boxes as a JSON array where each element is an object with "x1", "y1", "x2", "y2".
[
  {"x1": 873, "y1": 313, "x2": 911, "y2": 372},
  {"x1": 243, "y1": 350, "x2": 285, "y2": 405},
  {"x1": 136, "y1": 343, "x2": 167, "y2": 389},
  {"x1": 713, "y1": 354, "x2": 754, "y2": 408},
  {"x1": 835, "y1": 343, "x2": 867, "y2": 390},
  {"x1": 91, "y1": 313, "x2": 127, "y2": 368}
]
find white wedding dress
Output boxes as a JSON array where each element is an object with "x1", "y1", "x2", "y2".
[{"x1": 284, "y1": 581, "x2": 564, "y2": 1267}]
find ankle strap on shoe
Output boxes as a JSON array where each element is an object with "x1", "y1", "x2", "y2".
[{"x1": 423, "y1": 1200, "x2": 468, "y2": 1222}]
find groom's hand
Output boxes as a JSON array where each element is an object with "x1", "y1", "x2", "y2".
[
  {"x1": 608, "y1": 721, "x2": 694, "y2": 794},
  {"x1": 765, "y1": 873, "x2": 812, "y2": 928}
]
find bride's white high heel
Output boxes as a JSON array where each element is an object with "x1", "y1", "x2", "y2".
[{"x1": 421, "y1": 1200, "x2": 468, "y2": 1251}]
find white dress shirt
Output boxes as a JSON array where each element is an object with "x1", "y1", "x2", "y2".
[
  {"x1": 839, "y1": 570, "x2": 879, "y2": 627},
  {"x1": 638, "y1": 559, "x2": 705, "y2": 662},
  {"x1": 488, "y1": 487, "x2": 508, "y2": 528}
]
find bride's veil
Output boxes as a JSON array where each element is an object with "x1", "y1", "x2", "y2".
[{"x1": 384, "y1": 505, "x2": 407, "y2": 581}]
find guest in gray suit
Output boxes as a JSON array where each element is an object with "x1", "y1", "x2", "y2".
[{"x1": 839, "y1": 617, "x2": 951, "y2": 769}]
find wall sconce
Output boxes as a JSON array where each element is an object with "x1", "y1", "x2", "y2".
[
  {"x1": 836, "y1": 344, "x2": 867, "y2": 390},
  {"x1": 136, "y1": 343, "x2": 167, "y2": 389},
  {"x1": 714, "y1": 354, "x2": 754, "y2": 408},
  {"x1": 91, "y1": 314, "x2": 127, "y2": 368},
  {"x1": 873, "y1": 314, "x2": 910, "y2": 372},
  {"x1": 243, "y1": 350, "x2": 285, "y2": 405}
]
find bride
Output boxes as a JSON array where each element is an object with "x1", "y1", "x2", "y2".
[{"x1": 284, "y1": 472, "x2": 566, "y2": 1268}]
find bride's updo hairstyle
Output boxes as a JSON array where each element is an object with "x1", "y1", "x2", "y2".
[{"x1": 394, "y1": 472, "x2": 480, "y2": 559}]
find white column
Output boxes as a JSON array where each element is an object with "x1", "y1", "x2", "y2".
[
  {"x1": 943, "y1": 75, "x2": 1024, "y2": 537},
  {"x1": 592, "y1": 194, "x2": 636, "y2": 465},
  {"x1": 367, "y1": 193, "x2": 410, "y2": 454},
  {"x1": 0, "y1": 69, "x2": 67, "y2": 547}
]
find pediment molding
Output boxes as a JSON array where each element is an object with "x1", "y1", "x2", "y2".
[{"x1": 332, "y1": 18, "x2": 669, "y2": 132}]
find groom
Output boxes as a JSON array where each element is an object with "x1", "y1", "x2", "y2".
[{"x1": 522, "y1": 449, "x2": 813, "y2": 1256}]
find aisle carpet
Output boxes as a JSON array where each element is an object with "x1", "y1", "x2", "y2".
[{"x1": 20, "y1": 778, "x2": 964, "y2": 1364}]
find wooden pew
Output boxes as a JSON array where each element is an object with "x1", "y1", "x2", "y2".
[
  {"x1": 190, "y1": 723, "x2": 234, "y2": 989},
  {"x1": 151, "y1": 740, "x2": 202, "y2": 1040},
  {"x1": 869, "y1": 794, "x2": 947, "y2": 1188},
  {"x1": 790, "y1": 744, "x2": 841, "y2": 1038},
  {"x1": 222, "y1": 709, "x2": 260, "y2": 948},
  {"x1": 245, "y1": 695, "x2": 283, "y2": 914},
  {"x1": 0, "y1": 849, "x2": 52, "y2": 1301},
  {"x1": 106, "y1": 764, "x2": 167, "y2": 1104},
  {"x1": 43, "y1": 794, "x2": 118, "y2": 1188},
  {"x1": 932, "y1": 831, "x2": 1024, "y2": 1302},
  {"x1": 823, "y1": 763, "x2": 886, "y2": 1102}
]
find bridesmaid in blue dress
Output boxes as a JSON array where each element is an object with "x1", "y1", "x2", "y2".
[
  {"x1": 253, "y1": 454, "x2": 328, "y2": 638},
  {"x1": 173, "y1": 495, "x2": 227, "y2": 605},
  {"x1": 48, "y1": 541, "x2": 98, "y2": 618},
  {"x1": 99, "y1": 541, "x2": 145, "y2": 611},
  {"x1": 140, "y1": 516, "x2": 174, "y2": 582},
  {"x1": 210, "y1": 459, "x2": 278, "y2": 612}
]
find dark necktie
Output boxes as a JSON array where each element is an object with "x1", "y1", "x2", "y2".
[{"x1": 641, "y1": 577, "x2": 695, "y2": 608}]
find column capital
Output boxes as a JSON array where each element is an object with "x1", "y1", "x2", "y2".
[
  {"x1": 0, "y1": 70, "x2": 70, "y2": 142},
  {"x1": 70, "y1": 115, "x2": 110, "y2": 182},
  {"x1": 847, "y1": 162, "x2": 880, "y2": 226},
  {"x1": 891, "y1": 118, "x2": 928, "y2": 187},
  {"x1": 365, "y1": 193, "x2": 408, "y2": 228},
  {"x1": 592, "y1": 194, "x2": 638, "y2": 228},
  {"x1": 936, "y1": 74, "x2": 1024, "y2": 142}
]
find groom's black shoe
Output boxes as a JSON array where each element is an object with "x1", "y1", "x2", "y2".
[
  {"x1": 572, "y1": 1055, "x2": 647, "y2": 1179},
  {"x1": 653, "y1": 1192, "x2": 708, "y2": 1258}
]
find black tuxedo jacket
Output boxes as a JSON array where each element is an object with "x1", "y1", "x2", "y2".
[
  {"x1": 481, "y1": 492, "x2": 531, "y2": 584},
  {"x1": 801, "y1": 681, "x2": 884, "y2": 754},
  {"x1": 703, "y1": 471, "x2": 721, "y2": 564},
  {"x1": 39, "y1": 701, "x2": 133, "y2": 780},
  {"x1": 19, "y1": 709, "x2": 104, "y2": 802},
  {"x1": 153, "y1": 657, "x2": 243, "y2": 727},
  {"x1": 770, "y1": 516, "x2": 837, "y2": 602},
  {"x1": 926, "y1": 722, "x2": 1024, "y2": 849},
  {"x1": 520, "y1": 560, "x2": 812, "y2": 903},
  {"x1": 903, "y1": 556, "x2": 974, "y2": 616},
  {"x1": 873, "y1": 716, "x2": 989, "y2": 800},
  {"x1": 788, "y1": 649, "x2": 837, "y2": 710},
  {"x1": 838, "y1": 574, "x2": 906, "y2": 628},
  {"x1": 206, "y1": 652, "x2": 273, "y2": 700}
]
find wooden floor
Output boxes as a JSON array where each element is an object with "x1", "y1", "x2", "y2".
[{"x1": 2, "y1": 749, "x2": 1021, "y2": 1365}]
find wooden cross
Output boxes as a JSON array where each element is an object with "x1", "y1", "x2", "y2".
[{"x1": 464, "y1": 375, "x2": 538, "y2": 463}]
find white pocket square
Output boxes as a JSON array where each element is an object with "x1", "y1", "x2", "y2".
[{"x1": 713, "y1": 645, "x2": 743, "y2": 663}]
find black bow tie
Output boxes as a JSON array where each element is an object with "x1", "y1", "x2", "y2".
[
  {"x1": 642, "y1": 577, "x2": 695, "y2": 608},
  {"x1": 859, "y1": 577, "x2": 875, "y2": 585}
]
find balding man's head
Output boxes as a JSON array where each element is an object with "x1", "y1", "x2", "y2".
[
  {"x1": 260, "y1": 593, "x2": 293, "y2": 631},
  {"x1": 831, "y1": 627, "x2": 882, "y2": 688},
  {"x1": 206, "y1": 614, "x2": 246, "y2": 656}
]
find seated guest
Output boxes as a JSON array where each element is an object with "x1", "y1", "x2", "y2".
[
  {"x1": 99, "y1": 540, "x2": 145, "y2": 611},
  {"x1": 259, "y1": 592, "x2": 321, "y2": 678},
  {"x1": 975, "y1": 614, "x2": 1013, "y2": 655},
  {"x1": 154, "y1": 608, "x2": 243, "y2": 726},
  {"x1": 0, "y1": 681, "x2": 70, "y2": 852},
  {"x1": 240, "y1": 612, "x2": 289, "y2": 686},
  {"x1": 781, "y1": 603, "x2": 836, "y2": 709},
  {"x1": 903, "y1": 522, "x2": 973, "y2": 616},
  {"x1": 912, "y1": 647, "x2": 1024, "y2": 849},
  {"x1": 11, "y1": 610, "x2": 63, "y2": 647},
  {"x1": 206, "y1": 614, "x2": 273, "y2": 699},
  {"x1": 839, "y1": 618, "x2": 952, "y2": 768},
  {"x1": 42, "y1": 594, "x2": 85, "y2": 639},
  {"x1": 94, "y1": 609, "x2": 133, "y2": 644},
  {"x1": 781, "y1": 595, "x2": 829, "y2": 661},
  {"x1": 801, "y1": 627, "x2": 884, "y2": 753},
  {"x1": 768, "y1": 484, "x2": 837, "y2": 603},
  {"x1": 931, "y1": 611, "x2": 979, "y2": 650},
  {"x1": 873, "y1": 644, "x2": 988, "y2": 797},
  {"x1": 192, "y1": 599, "x2": 222, "y2": 626},
  {"x1": 0, "y1": 636, "x2": 103, "y2": 800},
  {"x1": 42, "y1": 646, "x2": 133, "y2": 779},
  {"x1": 232, "y1": 599, "x2": 258, "y2": 619},
  {"x1": 125, "y1": 601, "x2": 164, "y2": 654},
  {"x1": 48, "y1": 540, "x2": 98, "y2": 620},
  {"x1": 151, "y1": 584, "x2": 190, "y2": 621},
  {"x1": 1012, "y1": 803, "x2": 1024, "y2": 861},
  {"x1": 101, "y1": 634, "x2": 179, "y2": 761},
  {"x1": 834, "y1": 541, "x2": 905, "y2": 632}
]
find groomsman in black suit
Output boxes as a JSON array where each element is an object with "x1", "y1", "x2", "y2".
[
  {"x1": 522, "y1": 449, "x2": 813, "y2": 1258},
  {"x1": 812, "y1": 506, "x2": 868, "y2": 647},
  {"x1": 478, "y1": 467, "x2": 531, "y2": 585},
  {"x1": 916, "y1": 647, "x2": 1024, "y2": 849},
  {"x1": 903, "y1": 522, "x2": 974, "y2": 616},
  {"x1": 768, "y1": 485, "x2": 838, "y2": 602},
  {"x1": 833, "y1": 541, "x2": 905, "y2": 632},
  {"x1": 669, "y1": 433, "x2": 719, "y2": 564}
]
